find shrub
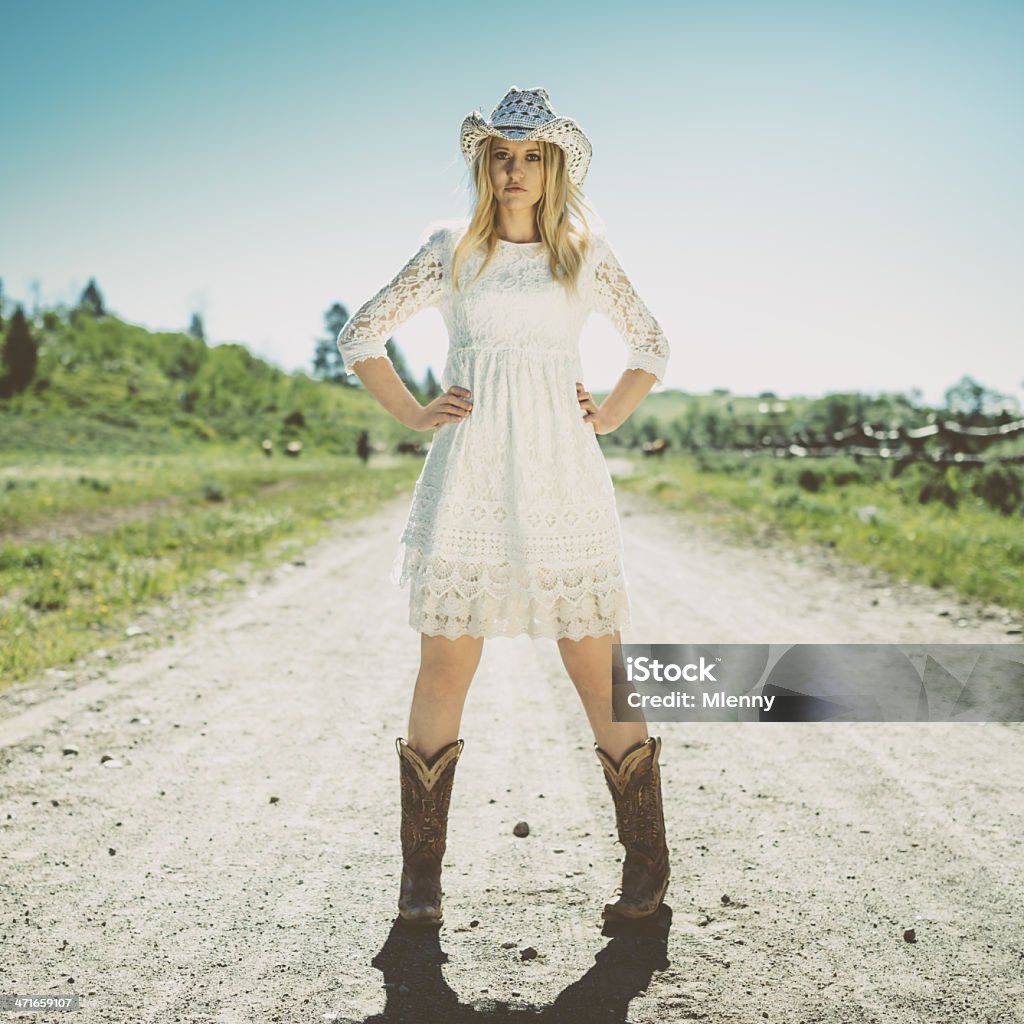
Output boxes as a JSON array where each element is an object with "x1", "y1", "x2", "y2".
[
  {"x1": 918, "y1": 467, "x2": 959, "y2": 509},
  {"x1": 798, "y1": 468, "x2": 823, "y2": 492},
  {"x1": 971, "y1": 465, "x2": 1023, "y2": 516}
]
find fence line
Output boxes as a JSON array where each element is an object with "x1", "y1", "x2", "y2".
[{"x1": 647, "y1": 414, "x2": 1024, "y2": 466}]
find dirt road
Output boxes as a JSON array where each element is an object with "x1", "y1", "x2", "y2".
[{"x1": 2, "y1": 487, "x2": 1022, "y2": 1023}]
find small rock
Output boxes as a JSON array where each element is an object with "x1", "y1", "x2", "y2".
[
  {"x1": 501, "y1": 941, "x2": 516, "y2": 949},
  {"x1": 125, "y1": 625, "x2": 148, "y2": 638},
  {"x1": 62, "y1": 745, "x2": 79, "y2": 757},
  {"x1": 721, "y1": 894, "x2": 731, "y2": 905},
  {"x1": 904, "y1": 927, "x2": 917, "y2": 943},
  {"x1": 108, "y1": 848, "x2": 116, "y2": 856},
  {"x1": 520, "y1": 947, "x2": 538, "y2": 961},
  {"x1": 1007, "y1": 627, "x2": 1022, "y2": 636},
  {"x1": 553, "y1": 848, "x2": 565, "y2": 854},
  {"x1": 50, "y1": 799, "x2": 60, "y2": 807},
  {"x1": 470, "y1": 920, "x2": 479, "y2": 928},
  {"x1": 99, "y1": 753, "x2": 115, "y2": 763},
  {"x1": 269, "y1": 796, "x2": 280, "y2": 804},
  {"x1": 101, "y1": 758, "x2": 124, "y2": 769},
  {"x1": 513, "y1": 821, "x2": 530, "y2": 838}
]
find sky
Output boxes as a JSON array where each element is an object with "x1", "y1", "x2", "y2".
[{"x1": 1, "y1": 0, "x2": 1021, "y2": 407}]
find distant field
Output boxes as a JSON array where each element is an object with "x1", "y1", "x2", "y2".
[
  {"x1": 614, "y1": 451, "x2": 1024, "y2": 615},
  {"x1": 0, "y1": 450, "x2": 420, "y2": 689}
]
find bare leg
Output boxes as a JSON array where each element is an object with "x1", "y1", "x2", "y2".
[
  {"x1": 556, "y1": 628, "x2": 648, "y2": 763},
  {"x1": 406, "y1": 632, "x2": 484, "y2": 759}
]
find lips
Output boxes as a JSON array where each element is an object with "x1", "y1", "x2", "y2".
[{"x1": 505, "y1": 186, "x2": 526, "y2": 192}]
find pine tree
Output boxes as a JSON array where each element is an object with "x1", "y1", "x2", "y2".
[
  {"x1": 188, "y1": 313, "x2": 205, "y2": 341},
  {"x1": 0, "y1": 306, "x2": 38, "y2": 397},
  {"x1": 385, "y1": 337, "x2": 420, "y2": 396},
  {"x1": 313, "y1": 303, "x2": 349, "y2": 383},
  {"x1": 422, "y1": 367, "x2": 441, "y2": 400},
  {"x1": 78, "y1": 278, "x2": 106, "y2": 317}
]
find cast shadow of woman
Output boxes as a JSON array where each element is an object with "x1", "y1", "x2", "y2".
[{"x1": 356, "y1": 905, "x2": 672, "y2": 1024}]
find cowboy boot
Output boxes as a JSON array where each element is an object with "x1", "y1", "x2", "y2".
[
  {"x1": 595, "y1": 736, "x2": 671, "y2": 921},
  {"x1": 396, "y1": 736, "x2": 464, "y2": 926}
]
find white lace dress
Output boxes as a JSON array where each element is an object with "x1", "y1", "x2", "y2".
[{"x1": 337, "y1": 222, "x2": 670, "y2": 641}]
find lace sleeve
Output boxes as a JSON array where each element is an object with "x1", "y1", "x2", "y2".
[
  {"x1": 589, "y1": 236, "x2": 670, "y2": 385},
  {"x1": 336, "y1": 228, "x2": 447, "y2": 376}
]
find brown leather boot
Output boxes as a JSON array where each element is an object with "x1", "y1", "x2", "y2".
[
  {"x1": 595, "y1": 736, "x2": 671, "y2": 921},
  {"x1": 396, "y1": 737, "x2": 464, "y2": 926}
]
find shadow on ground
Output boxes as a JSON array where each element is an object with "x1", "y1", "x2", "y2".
[{"x1": 351, "y1": 905, "x2": 673, "y2": 1023}]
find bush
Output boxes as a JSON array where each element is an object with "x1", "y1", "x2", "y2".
[
  {"x1": 972, "y1": 465, "x2": 1023, "y2": 516},
  {"x1": 918, "y1": 467, "x2": 959, "y2": 509},
  {"x1": 798, "y1": 468, "x2": 823, "y2": 492}
]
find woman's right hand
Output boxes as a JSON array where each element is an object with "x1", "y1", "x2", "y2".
[{"x1": 409, "y1": 386, "x2": 473, "y2": 431}]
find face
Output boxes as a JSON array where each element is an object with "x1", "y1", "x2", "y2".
[{"x1": 488, "y1": 138, "x2": 544, "y2": 210}]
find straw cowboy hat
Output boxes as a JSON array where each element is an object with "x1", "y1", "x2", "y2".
[{"x1": 460, "y1": 86, "x2": 593, "y2": 186}]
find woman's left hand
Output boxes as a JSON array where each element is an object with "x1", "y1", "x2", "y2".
[{"x1": 577, "y1": 382, "x2": 614, "y2": 435}]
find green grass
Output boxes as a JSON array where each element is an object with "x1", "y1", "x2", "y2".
[
  {"x1": 614, "y1": 452, "x2": 1024, "y2": 612},
  {"x1": 0, "y1": 450, "x2": 421, "y2": 689}
]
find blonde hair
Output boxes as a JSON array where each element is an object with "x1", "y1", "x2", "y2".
[{"x1": 451, "y1": 136, "x2": 595, "y2": 296}]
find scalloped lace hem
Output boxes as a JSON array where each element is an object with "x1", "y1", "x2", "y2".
[{"x1": 392, "y1": 543, "x2": 632, "y2": 640}]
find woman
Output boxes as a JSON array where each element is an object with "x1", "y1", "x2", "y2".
[{"x1": 337, "y1": 86, "x2": 671, "y2": 929}]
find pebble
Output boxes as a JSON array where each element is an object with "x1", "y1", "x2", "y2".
[
  {"x1": 520, "y1": 947, "x2": 538, "y2": 961},
  {"x1": 62, "y1": 745, "x2": 79, "y2": 756},
  {"x1": 904, "y1": 927, "x2": 917, "y2": 943},
  {"x1": 513, "y1": 821, "x2": 530, "y2": 838}
]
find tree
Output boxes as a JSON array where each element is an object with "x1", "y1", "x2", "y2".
[
  {"x1": 0, "y1": 306, "x2": 38, "y2": 397},
  {"x1": 943, "y1": 374, "x2": 1008, "y2": 424},
  {"x1": 77, "y1": 278, "x2": 106, "y2": 317},
  {"x1": 188, "y1": 313, "x2": 205, "y2": 341},
  {"x1": 313, "y1": 303, "x2": 350, "y2": 384},
  {"x1": 385, "y1": 337, "x2": 420, "y2": 395},
  {"x1": 422, "y1": 367, "x2": 441, "y2": 400},
  {"x1": 0, "y1": 277, "x2": 5, "y2": 330}
]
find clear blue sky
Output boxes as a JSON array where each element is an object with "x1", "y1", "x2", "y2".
[{"x1": 2, "y1": 0, "x2": 1021, "y2": 407}]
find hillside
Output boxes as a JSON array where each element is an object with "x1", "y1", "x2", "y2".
[{"x1": 0, "y1": 310, "x2": 418, "y2": 456}]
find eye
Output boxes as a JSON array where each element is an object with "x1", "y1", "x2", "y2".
[{"x1": 527, "y1": 153, "x2": 540, "y2": 161}]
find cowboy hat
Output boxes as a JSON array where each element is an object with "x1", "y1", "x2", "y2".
[{"x1": 459, "y1": 86, "x2": 593, "y2": 186}]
